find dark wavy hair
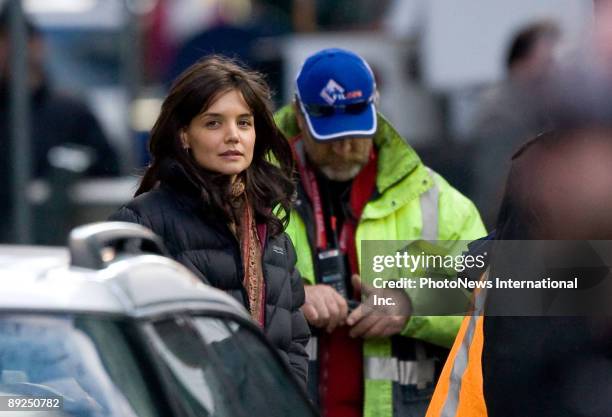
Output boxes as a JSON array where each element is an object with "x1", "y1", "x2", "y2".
[{"x1": 137, "y1": 55, "x2": 295, "y2": 236}]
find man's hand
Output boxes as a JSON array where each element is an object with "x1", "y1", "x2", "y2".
[
  {"x1": 346, "y1": 274, "x2": 412, "y2": 339},
  {"x1": 301, "y1": 284, "x2": 349, "y2": 333}
]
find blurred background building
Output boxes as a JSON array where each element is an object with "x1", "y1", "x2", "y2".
[{"x1": 0, "y1": 0, "x2": 598, "y2": 244}]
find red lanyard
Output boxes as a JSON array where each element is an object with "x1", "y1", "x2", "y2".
[
  {"x1": 291, "y1": 135, "x2": 378, "y2": 278},
  {"x1": 291, "y1": 136, "x2": 351, "y2": 251}
]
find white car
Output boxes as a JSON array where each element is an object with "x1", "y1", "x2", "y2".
[{"x1": 0, "y1": 222, "x2": 317, "y2": 417}]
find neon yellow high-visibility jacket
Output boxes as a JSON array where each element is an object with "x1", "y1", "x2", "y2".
[{"x1": 275, "y1": 105, "x2": 486, "y2": 417}]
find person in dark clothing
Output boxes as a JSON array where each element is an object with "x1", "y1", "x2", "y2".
[
  {"x1": 485, "y1": 128, "x2": 612, "y2": 417},
  {"x1": 0, "y1": 7, "x2": 119, "y2": 177},
  {"x1": 427, "y1": 127, "x2": 612, "y2": 417},
  {"x1": 166, "y1": 1, "x2": 291, "y2": 102},
  {"x1": 469, "y1": 20, "x2": 560, "y2": 228},
  {"x1": 0, "y1": 83, "x2": 120, "y2": 178},
  {"x1": 0, "y1": 7, "x2": 120, "y2": 242},
  {"x1": 110, "y1": 55, "x2": 310, "y2": 387}
]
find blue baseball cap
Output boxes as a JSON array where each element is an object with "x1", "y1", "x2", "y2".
[{"x1": 296, "y1": 48, "x2": 377, "y2": 142}]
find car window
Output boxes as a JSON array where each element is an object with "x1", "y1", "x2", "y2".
[
  {"x1": 192, "y1": 317, "x2": 316, "y2": 417},
  {"x1": 147, "y1": 316, "x2": 316, "y2": 417},
  {"x1": 0, "y1": 314, "x2": 163, "y2": 417},
  {"x1": 145, "y1": 317, "x2": 239, "y2": 417}
]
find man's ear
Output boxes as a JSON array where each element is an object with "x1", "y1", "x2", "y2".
[{"x1": 373, "y1": 89, "x2": 381, "y2": 108}]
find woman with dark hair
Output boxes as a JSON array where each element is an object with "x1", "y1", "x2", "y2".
[{"x1": 110, "y1": 56, "x2": 309, "y2": 385}]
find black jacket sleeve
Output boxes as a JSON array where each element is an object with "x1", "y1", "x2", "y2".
[{"x1": 285, "y1": 235, "x2": 310, "y2": 389}]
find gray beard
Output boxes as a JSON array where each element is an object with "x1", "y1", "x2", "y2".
[{"x1": 319, "y1": 164, "x2": 363, "y2": 181}]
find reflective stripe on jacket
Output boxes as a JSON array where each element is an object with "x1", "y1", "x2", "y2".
[
  {"x1": 275, "y1": 105, "x2": 486, "y2": 417},
  {"x1": 425, "y1": 279, "x2": 488, "y2": 417}
]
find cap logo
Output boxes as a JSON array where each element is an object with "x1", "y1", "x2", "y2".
[{"x1": 320, "y1": 79, "x2": 345, "y2": 105}]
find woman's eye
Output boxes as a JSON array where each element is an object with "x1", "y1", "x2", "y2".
[
  {"x1": 238, "y1": 119, "x2": 253, "y2": 128},
  {"x1": 205, "y1": 120, "x2": 220, "y2": 128}
]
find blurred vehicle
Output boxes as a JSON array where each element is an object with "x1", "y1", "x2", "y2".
[{"x1": 0, "y1": 222, "x2": 317, "y2": 417}]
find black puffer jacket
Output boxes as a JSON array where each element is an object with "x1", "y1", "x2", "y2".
[{"x1": 109, "y1": 161, "x2": 309, "y2": 386}]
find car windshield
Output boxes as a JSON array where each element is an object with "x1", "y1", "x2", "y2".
[
  {"x1": 147, "y1": 316, "x2": 316, "y2": 417},
  {"x1": 0, "y1": 314, "x2": 162, "y2": 417}
]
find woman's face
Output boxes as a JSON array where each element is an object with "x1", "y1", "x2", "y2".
[{"x1": 181, "y1": 89, "x2": 255, "y2": 179}]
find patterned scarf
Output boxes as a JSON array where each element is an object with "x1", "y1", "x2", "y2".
[{"x1": 230, "y1": 178, "x2": 266, "y2": 327}]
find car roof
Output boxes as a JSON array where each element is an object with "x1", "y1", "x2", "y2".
[{"x1": 0, "y1": 245, "x2": 248, "y2": 319}]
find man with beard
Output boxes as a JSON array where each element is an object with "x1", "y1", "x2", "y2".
[{"x1": 275, "y1": 48, "x2": 485, "y2": 417}]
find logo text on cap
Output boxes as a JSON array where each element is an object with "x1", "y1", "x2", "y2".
[{"x1": 320, "y1": 79, "x2": 345, "y2": 105}]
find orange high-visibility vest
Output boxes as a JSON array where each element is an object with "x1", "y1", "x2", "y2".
[{"x1": 425, "y1": 284, "x2": 488, "y2": 417}]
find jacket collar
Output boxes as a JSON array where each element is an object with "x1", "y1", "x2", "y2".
[
  {"x1": 157, "y1": 158, "x2": 270, "y2": 243},
  {"x1": 158, "y1": 158, "x2": 205, "y2": 202}
]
